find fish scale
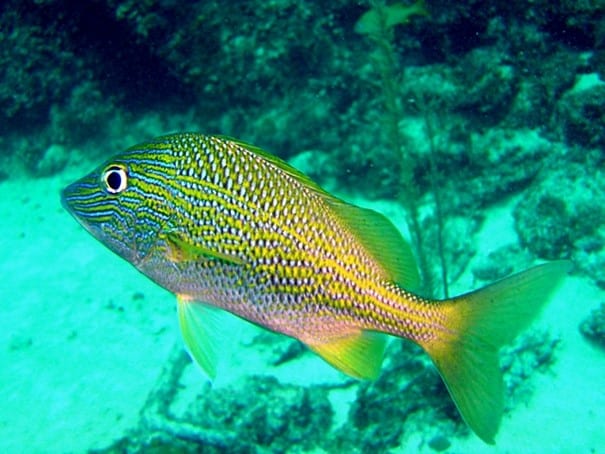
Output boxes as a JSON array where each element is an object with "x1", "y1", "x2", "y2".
[{"x1": 62, "y1": 132, "x2": 568, "y2": 444}]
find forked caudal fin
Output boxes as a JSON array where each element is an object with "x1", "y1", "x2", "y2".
[{"x1": 421, "y1": 260, "x2": 570, "y2": 444}]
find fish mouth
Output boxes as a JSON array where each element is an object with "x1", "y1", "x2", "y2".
[
  {"x1": 60, "y1": 174, "x2": 117, "y2": 235},
  {"x1": 61, "y1": 178, "x2": 146, "y2": 265},
  {"x1": 61, "y1": 183, "x2": 98, "y2": 237},
  {"x1": 61, "y1": 175, "x2": 105, "y2": 219},
  {"x1": 60, "y1": 183, "x2": 82, "y2": 222},
  {"x1": 60, "y1": 186, "x2": 74, "y2": 214}
]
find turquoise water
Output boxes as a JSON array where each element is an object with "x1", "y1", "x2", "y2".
[{"x1": 1, "y1": 1, "x2": 604, "y2": 452}]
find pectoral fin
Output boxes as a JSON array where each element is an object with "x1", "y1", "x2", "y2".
[
  {"x1": 165, "y1": 231, "x2": 244, "y2": 265},
  {"x1": 177, "y1": 295, "x2": 240, "y2": 379}
]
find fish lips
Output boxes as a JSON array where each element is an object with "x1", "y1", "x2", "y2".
[{"x1": 61, "y1": 177, "x2": 101, "y2": 232}]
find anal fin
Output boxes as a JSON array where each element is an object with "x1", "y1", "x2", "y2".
[{"x1": 307, "y1": 331, "x2": 387, "y2": 380}]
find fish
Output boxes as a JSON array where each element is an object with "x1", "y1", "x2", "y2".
[
  {"x1": 61, "y1": 133, "x2": 569, "y2": 444},
  {"x1": 355, "y1": 0, "x2": 429, "y2": 35}
]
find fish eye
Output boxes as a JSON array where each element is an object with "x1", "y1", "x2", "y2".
[{"x1": 102, "y1": 164, "x2": 128, "y2": 194}]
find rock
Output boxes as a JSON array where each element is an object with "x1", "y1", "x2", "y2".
[
  {"x1": 556, "y1": 74, "x2": 605, "y2": 148},
  {"x1": 185, "y1": 376, "x2": 333, "y2": 452},
  {"x1": 471, "y1": 245, "x2": 533, "y2": 282},
  {"x1": 500, "y1": 330, "x2": 561, "y2": 408},
  {"x1": 453, "y1": 48, "x2": 520, "y2": 127},
  {"x1": 514, "y1": 163, "x2": 605, "y2": 285},
  {"x1": 428, "y1": 433, "x2": 451, "y2": 451},
  {"x1": 579, "y1": 302, "x2": 605, "y2": 349},
  {"x1": 35, "y1": 144, "x2": 69, "y2": 177}
]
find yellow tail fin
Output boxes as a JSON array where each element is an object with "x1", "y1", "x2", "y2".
[{"x1": 422, "y1": 261, "x2": 570, "y2": 443}]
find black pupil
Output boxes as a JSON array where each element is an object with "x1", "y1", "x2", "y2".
[{"x1": 106, "y1": 168, "x2": 123, "y2": 191}]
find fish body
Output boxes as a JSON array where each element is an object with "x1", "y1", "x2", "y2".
[{"x1": 62, "y1": 133, "x2": 568, "y2": 443}]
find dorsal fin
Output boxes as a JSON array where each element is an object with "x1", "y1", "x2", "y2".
[
  {"x1": 327, "y1": 199, "x2": 420, "y2": 291},
  {"x1": 222, "y1": 136, "x2": 419, "y2": 290}
]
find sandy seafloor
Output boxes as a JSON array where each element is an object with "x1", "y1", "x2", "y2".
[{"x1": 1, "y1": 161, "x2": 604, "y2": 454}]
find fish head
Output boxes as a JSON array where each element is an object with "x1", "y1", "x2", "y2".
[{"x1": 61, "y1": 145, "x2": 177, "y2": 266}]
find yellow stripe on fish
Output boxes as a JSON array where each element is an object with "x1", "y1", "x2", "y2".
[{"x1": 61, "y1": 133, "x2": 569, "y2": 444}]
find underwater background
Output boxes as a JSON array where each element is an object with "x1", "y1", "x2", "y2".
[{"x1": 1, "y1": 0, "x2": 604, "y2": 452}]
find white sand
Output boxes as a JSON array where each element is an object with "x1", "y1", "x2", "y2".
[{"x1": 0, "y1": 170, "x2": 176, "y2": 452}]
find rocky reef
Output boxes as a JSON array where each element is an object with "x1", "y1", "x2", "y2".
[
  {"x1": 514, "y1": 162, "x2": 605, "y2": 287},
  {"x1": 2, "y1": 1, "x2": 603, "y2": 185}
]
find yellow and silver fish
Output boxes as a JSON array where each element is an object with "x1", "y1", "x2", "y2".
[{"x1": 61, "y1": 133, "x2": 568, "y2": 443}]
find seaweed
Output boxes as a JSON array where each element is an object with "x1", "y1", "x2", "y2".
[{"x1": 356, "y1": 0, "x2": 448, "y2": 297}]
